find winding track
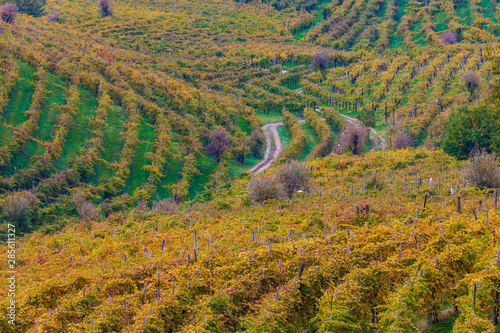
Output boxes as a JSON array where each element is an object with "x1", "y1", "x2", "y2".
[
  {"x1": 248, "y1": 119, "x2": 305, "y2": 174},
  {"x1": 248, "y1": 102, "x2": 386, "y2": 174},
  {"x1": 247, "y1": 122, "x2": 283, "y2": 173}
]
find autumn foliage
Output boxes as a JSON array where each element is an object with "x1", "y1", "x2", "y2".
[{"x1": 1, "y1": 0, "x2": 500, "y2": 330}]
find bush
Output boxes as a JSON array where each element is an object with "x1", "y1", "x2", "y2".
[
  {"x1": 13, "y1": 0, "x2": 45, "y2": 17},
  {"x1": 466, "y1": 148, "x2": 500, "y2": 189},
  {"x1": 47, "y1": 10, "x2": 60, "y2": 22},
  {"x1": 277, "y1": 160, "x2": 312, "y2": 198},
  {"x1": 70, "y1": 189, "x2": 100, "y2": 221},
  {"x1": 394, "y1": 129, "x2": 415, "y2": 149},
  {"x1": 248, "y1": 174, "x2": 281, "y2": 202},
  {"x1": 249, "y1": 128, "x2": 265, "y2": 158},
  {"x1": 1, "y1": 4, "x2": 17, "y2": 23},
  {"x1": 440, "y1": 106, "x2": 500, "y2": 160},
  {"x1": 281, "y1": 110, "x2": 306, "y2": 160},
  {"x1": 152, "y1": 198, "x2": 176, "y2": 213},
  {"x1": 99, "y1": 0, "x2": 112, "y2": 17},
  {"x1": 76, "y1": 202, "x2": 100, "y2": 221},
  {"x1": 334, "y1": 122, "x2": 369, "y2": 156},
  {"x1": 2, "y1": 190, "x2": 39, "y2": 231},
  {"x1": 248, "y1": 161, "x2": 314, "y2": 201}
]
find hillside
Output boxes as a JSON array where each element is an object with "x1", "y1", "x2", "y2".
[
  {"x1": 2, "y1": 0, "x2": 500, "y2": 331},
  {"x1": 3, "y1": 149, "x2": 500, "y2": 332},
  {"x1": 0, "y1": 0, "x2": 497, "y2": 211}
]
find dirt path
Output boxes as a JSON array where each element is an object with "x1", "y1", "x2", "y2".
[
  {"x1": 248, "y1": 122, "x2": 282, "y2": 173},
  {"x1": 248, "y1": 105, "x2": 386, "y2": 173},
  {"x1": 248, "y1": 119, "x2": 305, "y2": 173}
]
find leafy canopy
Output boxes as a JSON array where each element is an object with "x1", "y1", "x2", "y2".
[
  {"x1": 13, "y1": 0, "x2": 45, "y2": 17},
  {"x1": 440, "y1": 105, "x2": 500, "y2": 160}
]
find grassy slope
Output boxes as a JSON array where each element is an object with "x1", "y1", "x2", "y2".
[
  {"x1": 125, "y1": 118, "x2": 155, "y2": 192},
  {"x1": 56, "y1": 87, "x2": 99, "y2": 169},
  {"x1": 155, "y1": 143, "x2": 183, "y2": 199},
  {"x1": 0, "y1": 62, "x2": 35, "y2": 143},
  {"x1": 89, "y1": 105, "x2": 126, "y2": 183},
  {"x1": 256, "y1": 113, "x2": 282, "y2": 125},
  {"x1": 277, "y1": 124, "x2": 292, "y2": 149},
  {"x1": 0, "y1": 64, "x2": 68, "y2": 175},
  {"x1": 189, "y1": 154, "x2": 217, "y2": 199},
  {"x1": 0, "y1": 59, "x2": 249, "y2": 200},
  {"x1": 275, "y1": 116, "x2": 321, "y2": 161}
]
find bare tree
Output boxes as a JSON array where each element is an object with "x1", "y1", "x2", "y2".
[
  {"x1": 70, "y1": 189, "x2": 99, "y2": 221},
  {"x1": 461, "y1": 70, "x2": 481, "y2": 101},
  {"x1": 334, "y1": 122, "x2": 369, "y2": 155},
  {"x1": 152, "y1": 198, "x2": 176, "y2": 213},
  {"x1": 1, "y1": 4, "x2": 18, "y2": 23},
  {"x1": 248, "y1": 174, "x2": 281, "y2": 202},
  {"x1": 3, "y1": 190, "x2": 39, "y2": 231},
  {"x1": 207, "y1": 128, "x2": 231, "y2": 163},
  {"x1": 99, "y1": 0, "x2": 112, "y2": 17},
  {"x1": 441, "y1": 31, "x2": 458, "y2": 45},
  {"x1": 312, "y1": 51, "x2": 330, "y2": 72}
]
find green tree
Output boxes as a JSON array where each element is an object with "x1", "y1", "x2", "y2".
[
  {"x1": 14, "y1": 0, "x2": 44, "y2": 17},
  {"x1": 440, "y1": 106, "x2": 500, "y2": 160}
]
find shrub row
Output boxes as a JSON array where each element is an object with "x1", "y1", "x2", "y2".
[
  {"x1": 0, "y1": 67, "x2": 46, "y2": 167},
  {"x1": 104, "y1": 90, "x2": 140, "y2": 197},
  {"x1": 144, "y1": 113, "x2": 173, "y2": 186},
  {"x1": 36, "y1": 91, "x2": 112, "y2": 202},
  {"x1": 281, "y1": 109, "x2": 306, "y2": 160},
  {"x1": 19, "y1": 86, "x2": 80, "y2": 187},
  {"x1": 304, "y1": 107, "x2": 333, "y2": 159},
  {"x1": 322, "y1": 106, "x2": 345, "y2": 132},
  {"x1": 0, "y1": 56, "x2": 18, "y2": 114}
]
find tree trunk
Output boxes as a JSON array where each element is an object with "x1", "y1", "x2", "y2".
[{"x1": 493, "y1": 290, "x2": 499, "y2": 325}]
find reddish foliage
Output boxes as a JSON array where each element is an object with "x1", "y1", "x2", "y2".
[{"x1": 99, "y1": 49, "x2": 117, "y2": 63}]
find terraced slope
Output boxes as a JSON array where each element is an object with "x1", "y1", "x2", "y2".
[{"x1": 0, "y1": 0, "x2": 496, "y2": 226}]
